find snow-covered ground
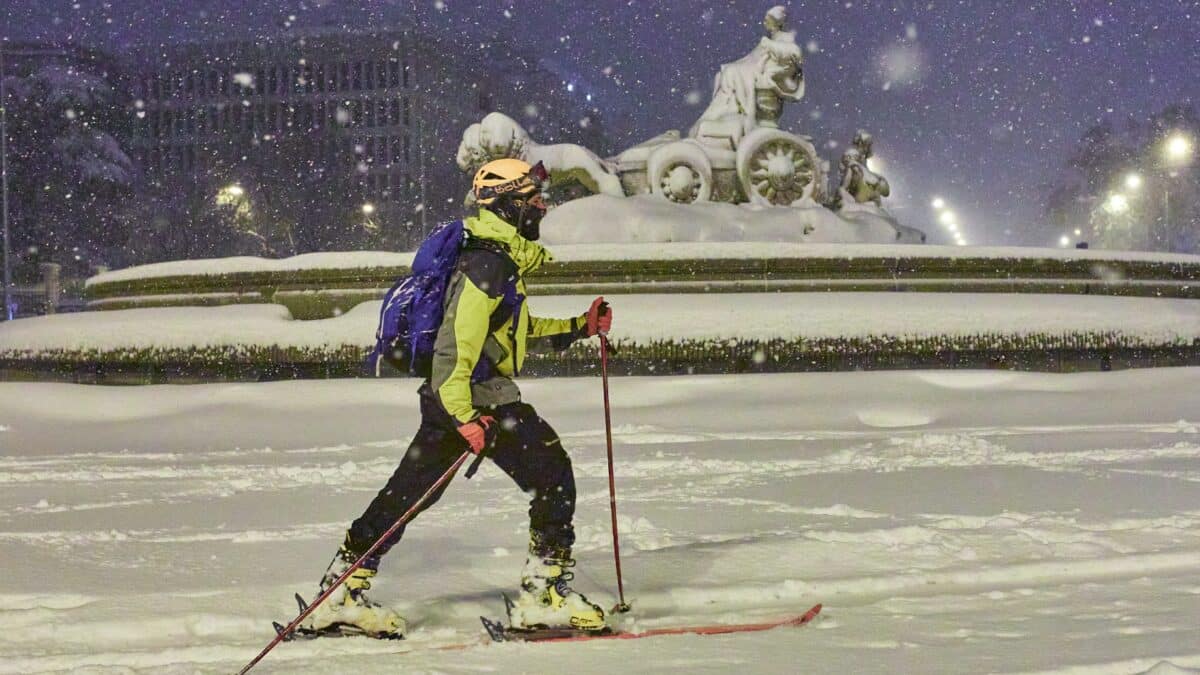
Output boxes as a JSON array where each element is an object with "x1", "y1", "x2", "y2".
[{"x1": 2, "y1": 370, "x2": 1200, "y2": 674}]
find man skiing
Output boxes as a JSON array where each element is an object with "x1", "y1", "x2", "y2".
[{"x1": 300, "y1": 158, "x2": 613, "y2": 638}]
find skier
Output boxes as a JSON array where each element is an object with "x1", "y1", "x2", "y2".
[{"x1": 300, "y1": 158, "x2": 613, "y2": 638}]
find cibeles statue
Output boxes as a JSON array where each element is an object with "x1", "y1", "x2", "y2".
[
  {"x1": 455, "y1": 5, "x2": 826, "y2": 207},
  {"x1": 689, "y1": 5, "x2": 805, "y2": 146},
  {"x1": 833, "y1": 131, "x2": 890, "y2": 210}
]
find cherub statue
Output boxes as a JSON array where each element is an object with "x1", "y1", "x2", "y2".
[
  {"x1": 456, "y1": 112, "x2": 623, "y2": 206},
  {"x1": 833, "y1": 131, "x2": 890, "y2": 209},
  {"x1": 689, "y1": 5, "x2": 806, "y2": 147}
]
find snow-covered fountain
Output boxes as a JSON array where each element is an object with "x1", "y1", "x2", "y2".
[{"x1": 456, "y1": 6, "x2": 925, "y2": 245}]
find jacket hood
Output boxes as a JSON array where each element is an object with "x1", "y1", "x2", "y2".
[{"x1": 465, "y1": 209, "x2": 553, "y2": 275}]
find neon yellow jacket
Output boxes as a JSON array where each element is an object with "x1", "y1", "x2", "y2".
[{"x1": 429, "y1": 210, "x2": 586, "y2": 424}]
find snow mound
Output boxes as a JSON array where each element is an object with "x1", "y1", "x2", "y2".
[
  {"x1": 1139, "y1": 662, "x2": 1200, "y2": 675},
  {"x1": 542, "y1": 194, "x2": 912, "y2": 245}
]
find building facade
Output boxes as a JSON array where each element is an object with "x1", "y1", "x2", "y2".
[{"x1": 126, "y1": 30, "x2": 607, "y2": 248}]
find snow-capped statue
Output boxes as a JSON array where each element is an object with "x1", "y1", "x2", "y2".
[
  {"x1": 455, "y1": 7, "x2": 826, "y2": 208},
  {"x1": 456, "y1": 112, "x2": 623, "y2": 206},
  {"x1": 689, "y1": 5, "x2": 805, "y2": 144},
  {"x1": 450, "y1": 6, "x2": 919, "y2": 243},
  {"x1": 455, "y1": 112, "x2": 531, "y2": 174},
  {"x1": 833, "y1": 131, "x2": 890, "y2": 210}
]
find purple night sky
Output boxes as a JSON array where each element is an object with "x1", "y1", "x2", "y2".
[{"x1": 5, "y1": 0, "x2": 1198, "y2": 245}]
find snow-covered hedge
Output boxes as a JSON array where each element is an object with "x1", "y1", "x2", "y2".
[
  {"x1": 3, "y1": 293, "x2": 1198, "y2": 381},
  {"x1": 4, "y1": 334, "x2": 1198, "y2": 384}
]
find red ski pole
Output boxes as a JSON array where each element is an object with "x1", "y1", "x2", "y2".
[
  {"x1": 237, "y1": 450, "x2": 474, "y2": 675},
  {"x1": 599, "y1": 331, "x2": 631, "y2": 613}
]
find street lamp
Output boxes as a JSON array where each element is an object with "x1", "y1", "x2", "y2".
[
  {"x1": 361, "y1": 202, "x2": 376, "y2": 215},
  {"x1": 1104, "y1": 192, "x2": 1129, "y2": 214},
  {"x1": 938, "y1": 210, "x2": 956, "y2": 226},
  {"x1": 1161, "y1": 133, "x2": 1193, "y2": 250},
  {"x1": 1165, "y1": 133, "x2": 1193, "y2": 164},
  {"x1": 1124, "y1": 173, "x2": 1143, "y2": 191},
  {"x1": 931, "y1": 197, "x2": 945, "y2": 210},
  {"x1": 216, "y1": 183, "x2": 246, "y2": 206}
]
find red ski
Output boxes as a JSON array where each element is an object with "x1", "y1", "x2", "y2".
[{"x1": 480, "y1": 603, "x2": 822, "y2": 644}]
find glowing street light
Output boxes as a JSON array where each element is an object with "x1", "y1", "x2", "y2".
[
  {"x1": 1059, "y1": 235, "x2": 1071, "y2": 247},
  {"x1": 1074, "y1": 228, "x2": 1082, "y2": 236},
  {"x1": 1160, "y1": 134, "x2": 1192, "y2": 248},
  {"x1": 938, "y1": 210, "x2": 956, "y2": 226},
  {"x1": 1104, "y1": 193, "x2": 1129, "y2": 214},
  {"x1": 1124, "y1": 173, "x2": 1143, "y2": 191},
  {"x1": 1165, "y1": 133, "x2": 1193, "y2": 164},
  {"x1": 361, "y1": 202, "x2": 376, "y2": 215},
  {"x1": 215, "y1": 184, "x2": 249, "y2": 211},
  {"x1": 931, "y1": 197, "x2": 946, "y2": 210}
]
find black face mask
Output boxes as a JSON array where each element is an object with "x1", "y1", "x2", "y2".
[
  {"x1": 517, "y1": 200, "x2": 546, "y2": 241},
  {"x1": 490, "y1": 194, "x2": 546, "y2": 241}
]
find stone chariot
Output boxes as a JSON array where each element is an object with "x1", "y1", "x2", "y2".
[
  {"x1": 614, "y1": 6, "x2": 824, "y2": 205},
  {"x1": 457, "y1": 7, "x2": 842, "y2": 209}
]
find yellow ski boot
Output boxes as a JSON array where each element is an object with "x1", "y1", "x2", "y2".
[
  {"x1": 298, "y1": 545, "x2": 406, "y2": 639},
  {"x1": 507, "y1": 545, "x2": 606, "y2": 632}
]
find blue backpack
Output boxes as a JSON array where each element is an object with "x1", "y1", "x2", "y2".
[{"x1": 366, "y1": 220, "x2": 522, "y2": 378}]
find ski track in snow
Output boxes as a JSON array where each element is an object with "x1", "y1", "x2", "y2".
[{"x1": 1, "y1": 372, "x2": 1199, "y2": 673}]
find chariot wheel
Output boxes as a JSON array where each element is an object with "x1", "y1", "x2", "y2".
[
  {"x1": 647, "y1": 141, "x2": 713, "y2": 204},
  {"x1": 737, "y1": 129, "x2": 823, "y2": 206}
]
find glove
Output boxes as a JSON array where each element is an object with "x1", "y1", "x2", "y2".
[
  {"x1": 585, "y1": 296, "x2": 613, "y2": 337},
  {"x1": 457, "y1": 415, "x2": 497, "y2": 455}
]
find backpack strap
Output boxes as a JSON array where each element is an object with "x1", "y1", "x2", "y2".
[{"x1": 458, "y1": 233, "x2": 523, "y2": 380}]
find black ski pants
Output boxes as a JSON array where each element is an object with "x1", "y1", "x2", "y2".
[{"x1": 345, "y1": 385, "x2": 577, "y2": 567}]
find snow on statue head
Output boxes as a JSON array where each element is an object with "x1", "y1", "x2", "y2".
[
  {"x1": 456, "y1": 112, "x2": 531, "y2": 174},
  {"x1": 689, "y1": 5, "x2": 805, "y2": 147},
  {"x1": 765, "y1": 6, "x2": 788, "y2": 36}
]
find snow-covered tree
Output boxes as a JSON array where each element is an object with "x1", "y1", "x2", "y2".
[{"x1": 3, "y1": 64, "x2": 134, "y2": 271}]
